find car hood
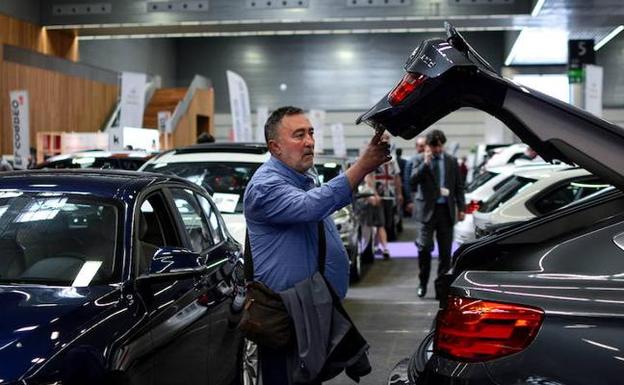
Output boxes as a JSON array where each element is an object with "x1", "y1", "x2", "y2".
[
  {"x1": 357, "y1": 23, "x2": 624, "y2": 190},
  {"x1": 0, "y1": 285, "x2": 118, "y2": 382}
]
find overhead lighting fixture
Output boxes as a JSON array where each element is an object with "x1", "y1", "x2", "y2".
[
  {"x1": 505, "y1": 29, "x2": 524, "y2": 66},
  {"x1": 505, "y1": 28, "x2": 568, "y2": 65},
  {"x1": 531, "y1": 0, "x2": 546, "y2": 17},
  {"x1": 595, "y1": 25, "x2": 624, "y2": 51}
]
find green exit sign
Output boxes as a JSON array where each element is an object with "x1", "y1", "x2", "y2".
[{"x1": 568, "y1": 68, "x2": 585, "y2": 84}]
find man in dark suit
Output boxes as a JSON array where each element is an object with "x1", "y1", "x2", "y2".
[{"x1": 410, "y1": 130, "x2": 465, "y2": 298}]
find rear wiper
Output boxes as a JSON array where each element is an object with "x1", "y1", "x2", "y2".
[{"x1": 445, "y1": 22, "x2": 495, "y2": 73}]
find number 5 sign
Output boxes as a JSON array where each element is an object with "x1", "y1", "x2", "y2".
[{"x1": 568, "y1": 39, "x2": 595, "y2": 69}]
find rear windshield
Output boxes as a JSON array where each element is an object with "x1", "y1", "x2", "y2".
[
  {"x1": 40, "y1": 157, "x2": 147, "y2": 170},
  {"x1": 478, "y1": 176, "x2": 535, "y2": 213},
  {"x1": 466, "y1": 171, "x2": 498, "y2": 193},
  {"x1": 315, "y1": 162, "x2": 343, "y2": 184},
  {"x1": 143, "y1": 162, "x2": 260, "y2": 213},
  {"x1": 0, "y1": 191, "x2": 119, "y2": 286}
]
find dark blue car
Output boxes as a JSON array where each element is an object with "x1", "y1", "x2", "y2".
[{"x1": 0, "y1": 170, "x2": 257, "y2": 385}]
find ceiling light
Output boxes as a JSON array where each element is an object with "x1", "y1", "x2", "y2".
[
  {"x1": 531, "y1": 0, "x2": 546, "y2": 17},
  {"x1": 505, "y1": 28, "x2": 568, "y2": 65},
  {"x1": 505, "y1": 29, "x2": 524, "y2": 66},
  {"x1": 594, "y1": 25, "x2": 624, "y2": 51}
]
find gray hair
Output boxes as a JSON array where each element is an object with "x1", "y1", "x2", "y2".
[{"x1": 264, "y1": 106, "x2": 304, "y2": 143}]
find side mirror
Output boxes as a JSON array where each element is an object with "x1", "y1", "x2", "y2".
[{"x1": 136, "y1": 247, "x2": 206, "y2": 284}]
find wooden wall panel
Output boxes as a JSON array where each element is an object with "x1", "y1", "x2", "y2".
[
  {"x1": 0, "y1": 60, "x2": 118, "y2": 154},
  {"x1": 0, "y1": 13, "x2": 78, "y2": 61},
  {"x1": 170, "y1": 88, "x2": 214, "y2": 148}
]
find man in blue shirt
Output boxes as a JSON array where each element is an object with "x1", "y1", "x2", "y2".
[{"x1": 244, "y1": 106, "x2": 390, "y2": 384}]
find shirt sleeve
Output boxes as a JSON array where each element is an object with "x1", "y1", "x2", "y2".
[{"x1": 246, "y1": 173, "x2": 352, "y2": 224}]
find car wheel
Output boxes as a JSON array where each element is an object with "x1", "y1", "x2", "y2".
[
  {"x1": 359, "y1": 226, "x2": 375, "y2": 264},
  {"x1": 235, "y1": 339, "x2": 259, "y2": 385},
  {"x1": 408, "y1": 331, "x2": 434, "y2": 383}
]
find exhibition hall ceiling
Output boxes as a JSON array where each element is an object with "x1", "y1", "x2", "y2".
[{"x1": 37, "y1": 0, "x2": 622, "y2": 43}]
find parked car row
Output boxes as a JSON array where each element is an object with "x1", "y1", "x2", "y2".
[
  {"x1": 357, "y1": 24, "x2": 624, "y2": 385},
  {"x1": 455, "y1": 161, "x2": 609, "y2": 244},
  {"x1": 0, "y1": 137, "x2": 380, "y2": 384}
]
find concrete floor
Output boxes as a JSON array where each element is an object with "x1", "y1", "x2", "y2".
[{"x1": 325, "y1": 223, "x2": 440, "y2": 385}]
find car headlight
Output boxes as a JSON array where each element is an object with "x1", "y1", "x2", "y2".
[{"x1": 332, "y1": 208, "x2": 353, "y2": 235}]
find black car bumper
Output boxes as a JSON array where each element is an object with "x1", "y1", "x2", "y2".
[{"x1": 414, "y1": 356, "x2": 498, "y2": 385}]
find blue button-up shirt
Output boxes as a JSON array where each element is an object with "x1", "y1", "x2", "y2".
[{"x1": 244, "y1": 156, "x2": 352, "y2": 298}]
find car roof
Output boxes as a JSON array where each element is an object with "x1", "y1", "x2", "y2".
[
  {"x1": 45, "y1": 150, "x2": 154, "y2": 162},
  {"x1": 0, "y1": 169, "x2": 190, "y2": 199},
  {"x1": 486, "y1": 161, "x2": 551, "y2": 174},
  {"x1": 148, "y1": 142, "x2": 271, "y2": 164},
  {"x1": 511, "y1": 164, "x2": 576, "y2": 179},
  {"x1": 514, "y1": 167, "x2": 591, "y2": 180}
]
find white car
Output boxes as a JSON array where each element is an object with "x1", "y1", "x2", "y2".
[
  {"x1": 454, "y1": 163, "x2": 567, "y2": 244},
  {"x1": 141, "y1": 143, "x2": 374, "y2": 281},
  {"x1": 473, "y1": 167, "x2": 609, "y2": 238},
  {"x1": 141, "y1": 143, "x2": 269, "y2": 245},
  {"x1": 483, "y1": 143, "x2": 530, "y2": 168}
]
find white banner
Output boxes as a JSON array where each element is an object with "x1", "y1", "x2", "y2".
[
  {"x1": 255, "y1": 106, "x2": 269, "y2": 143},
  {"x1": 308, "y1": 109, "x2": 326, "y2": 154},
  {"x1": 108, "y1": 127, "x2": 123, "y2": 151},
  {"x1": 119, "y1": 72, "x2": 147, "y2": 129},
  {"x1": 226, "y1": 70, "x2": 253, "y2": 142},
  {"x1": 157, "y1": 111, "x2": 172, "y2": 133},
  {"x1": 9, "y1": 90, "x2": 30, "y2": 169},
  {"x1": 584, "y1": 64, "x2": 603, "y2": 118},
  {"x1": 331, "y1": 123, "x2": 346, "y2": 158}
]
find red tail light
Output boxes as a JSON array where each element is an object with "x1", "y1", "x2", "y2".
[
  {"x1": 388, "y1": 72, "x2": 427, "y2": 105},
  {"x1": 435, "y1": 296, "x2": 543, "y2": 361},
  {"x1": 465, "y1": 200, "x2": 480, "y2": 214}
]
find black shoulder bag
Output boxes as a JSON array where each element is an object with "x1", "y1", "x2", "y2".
[{"x1": 238, "y1": 222, "x2": 326, "y2": 350}]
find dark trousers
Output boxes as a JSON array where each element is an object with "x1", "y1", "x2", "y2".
[
  {"x1": 416, "y1": 204, "x2": 453, "y2": 288},
  {"x1": 259, "y1": 345, "x2": 324, "y2": 385},
  {"x1": 259, "y1": 345, "x2": 290, "y2": 384}
]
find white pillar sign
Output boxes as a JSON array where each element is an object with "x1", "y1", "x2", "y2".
[
  {"x1": 256, "y1": 106, "x2": 269, "y2": 143},
  {"x1": 584, "y1": 64, "x2": 603, "y2": 118},
  {"x1": 119, "y1": 72, "x2": 147, "y2": 129},
  {"x1": 226, "y1": 70, "x2": 253, "y2": 142},
  {"x1": 108, "y1": 127, "x2": 123, "y2": 151},
  {"x1": 308, "y1": 109, "x2": 325, "y2": 154},
  {"x1": 331, "y1": 123, "x2": 346, "y2": 158},
  {"x1": 157, "y1": 111, "x2": 172, "y2": 133},
  {"x1": 9, "y1": 90, "x2": 30, "y2": 169}
]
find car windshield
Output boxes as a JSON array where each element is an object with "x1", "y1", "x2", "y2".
[
  {"x1": 143, "y1": 162, "x2": 260, "y2": 213},
  {"x1": 0, "y1": 191, "x2": 118, "y2": 286},
  {"x1": 478, "y1": 176, "x2": 535, "y2": 213}
]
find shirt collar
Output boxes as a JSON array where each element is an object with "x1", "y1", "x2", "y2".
[{"x1": 267, "y1": 155, "x2": 315, "y2": 188}]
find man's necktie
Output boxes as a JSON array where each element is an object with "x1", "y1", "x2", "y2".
[{"x1": 433, "y1": 156, "x2": 441, "y2": 188}]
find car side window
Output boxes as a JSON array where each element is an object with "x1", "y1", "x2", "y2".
[
  {"x1": 170, "y1": 188, "x2": 213, "y2": 252},
  {"x1": 533, "y1": 179, "x2": 605, "y2": 215},
  {"x1": 196, "y1": 194, "x2": 223, "y2": 244},
  {"x1": 137, "y1": 192, "x2": 181, "y2": 274}
]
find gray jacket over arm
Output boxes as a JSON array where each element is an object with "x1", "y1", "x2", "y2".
[{"x1": 279, "y1": 273, "x2": 371, "y2": 384}]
